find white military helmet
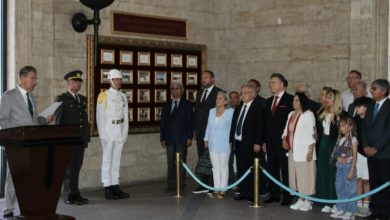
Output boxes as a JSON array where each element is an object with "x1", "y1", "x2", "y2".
[{"x1": 107, "y1": 69, "x2": 122, "y2": 80}]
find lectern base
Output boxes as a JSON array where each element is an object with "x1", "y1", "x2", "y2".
[{"x1": 16, "y1": 214, "x2": 75, "y2": 220}]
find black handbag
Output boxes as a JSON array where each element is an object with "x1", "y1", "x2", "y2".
[{"x1": 195, "y1": 149, "x2": 213, "y2": 176}]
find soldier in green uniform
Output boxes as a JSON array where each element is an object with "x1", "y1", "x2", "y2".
[{"x1": 56, "y1": 70, "x2": 90, "y2": 205}]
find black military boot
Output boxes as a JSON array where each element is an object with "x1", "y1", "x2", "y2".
[
  {"x1": 113, "y1": 185, "x2": 130, "y2": 199},
  {"x1": 104, "y1": 186, "x2": 120, "y2": 200}
]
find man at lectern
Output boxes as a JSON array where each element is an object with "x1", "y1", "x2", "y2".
[
  {"x1": 96, "y1": 69, "x2": 130, "y2": 200},
  {"x1": 0, "y1": 66, "x2": 46, "y2": 218},
  {"x1": 55, "y1": 70, "x2": 90, "y2": 205}
]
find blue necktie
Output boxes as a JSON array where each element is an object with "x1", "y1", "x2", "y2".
[
  {"x1": 236, "y1": 105, "x2": 247, "y2": 136},
  {"x1": 373, "y1": 103, "x2": 380, "y2": 119}
]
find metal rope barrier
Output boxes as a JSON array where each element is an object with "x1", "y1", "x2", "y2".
[
  {"x1": 181, "y1": 161, "x2": 252, "y2": 191},
  {"x1": 261, "y1": 166, "x2": 390, "y2": 204}
]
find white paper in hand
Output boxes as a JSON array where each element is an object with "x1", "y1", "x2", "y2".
[{"x1": 39, "y1": 102, "x2": 63, "y2": 118}]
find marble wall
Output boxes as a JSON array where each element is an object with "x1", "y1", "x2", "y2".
[{"x1": 7, "y1": 0, "x2": 388, "y2": 191}]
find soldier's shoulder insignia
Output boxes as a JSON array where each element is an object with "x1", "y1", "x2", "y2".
[{"x1": 97, "y1": 91, "x2": 107, "y2": 104}]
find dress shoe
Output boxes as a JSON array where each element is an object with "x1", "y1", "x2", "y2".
[
  {"x1": 263, "y1": 198, "x2": 280, "y2": 203},
  {"x1": 105, "y1": 186, "x2": 120, "y2": 200},
  {"x1": 64, "y1": 194, "x2": 88, "y2": 205},
  {"x1": 74, "y1": 194, "x2": 89, "y2": 204},
  {"x1": 233, "y1": 194, "x2": 247, "y2": 201},
  {"x1": 281, "y1": 199, "x2": 292, "y2": 206},
  {"x1": 3, "y1": 212, "x2": 14, "y2": 218},
  {"x1": 113, "y1": 185, "x2": 130, "y2": 199}
]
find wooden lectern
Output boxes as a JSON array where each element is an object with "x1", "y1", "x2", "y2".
[{"x1": 0, "y1": 125, "x2": 83, "y2": 220}]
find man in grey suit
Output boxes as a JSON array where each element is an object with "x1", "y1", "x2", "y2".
[{"x1": 0, "y1": 66, "x2": 49, "y2": 218}]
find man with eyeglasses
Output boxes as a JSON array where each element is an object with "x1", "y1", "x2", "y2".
[
  {"x1": 160, "y1": 81, "x2": 194, "y2": 193},
  {"x1": 362, "y1": 79, "x2": 390, "y2": 220}
]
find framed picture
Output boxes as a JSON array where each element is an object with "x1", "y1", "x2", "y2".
[
  {"x1": 186, "y1": 72, "x2": 198, "y2": 85},
  {"x1": 122, "y1": 89, "x2": 133, "y2": 103},
  {"x1": 155, "y1": 71, "x2": 167, "y2": 85},
  {"x1": 121, "y1": 70, "x2": 133, "y2": 84},
  {"x1": 171, "y1": 72, "x2": 182, "y2": 83},
  {"x1": 138, "y1": 89, "x2": 150, "y2": 103},
  {"x1": 138, "y1": 51, "x2": 150, "y2": 66},
  {"x1": 138, "y1": 108, "x2": 150, "y2": 122},
  {"x1": 154, "y1": 107, "x2": 162, "y2": 121},
  {"x1": 138, "y1": 70, "x2": 150, "y2": 84},
  {"x1": 155, "y1": 89, "x2": 167, "y2": 103},
  {"x1": 155, "y1": 53, "x2": 167, "y2": 67},
  {"x1": 187, "y1": 55, "x2": 198, "y2": 68},
  {"x1": 128, "y1": 108, "x2": 133, "y2": 122},
  {"x1": 120, "y1": 50, "x2": 133, "y2": 65},
  {"x1": 100, "y1": 69, "x2": 110, "y2": 83},
  {"x1": 186, "y1": 89, "x2": 197, "y2": 102},
  {"x1": 101, "y1": 49, "x2": 115, "y2": 64},
  {"x1": 171, "y1": 54, "x2": 183, "y2": 67}
]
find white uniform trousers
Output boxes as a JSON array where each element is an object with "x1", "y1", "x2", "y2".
[
  {"x1": 210, "y1": 151, "x2": 230, "y2": 191},
  {"x1": 101, "y1": 139, "x2": 124, "y2": 187},
  {"x1": 4, "y1": 164, "x2": 16, "y2": 215}
]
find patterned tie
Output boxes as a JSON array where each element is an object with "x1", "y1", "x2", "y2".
[
  {"x1": 201, "y1": 89, "x2": 208, "y2": 103},
  {"x1": 373, "y1": 103, "x2": 380, "y2": 119},
  {"x1": 271, "y1": 96, "x2": 279, "y2": 115},
  {"x1": 236, "y1": 105, "x2": 247, "y2": 136},
  {"x1": 26, "y1": 92, "x2": 34, "y2": 118}
]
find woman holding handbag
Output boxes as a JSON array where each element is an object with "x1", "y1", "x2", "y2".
[{"x1": 204, "y1": 91, "x2": 234, "y2": 199}]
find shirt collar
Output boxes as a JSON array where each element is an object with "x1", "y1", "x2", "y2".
[
  {"x1": 376, "y1": 97, "x2": 387, "y2": 108},
  {"x1": 274, "y1": 90, "x2": 285, "y2": 98},
  {"x1": 243, "y1": 99, "x2": 254, "y2": 107},
  {"x1": 172, "y1": 98, "x2": 181, "y2": 103},
  {"x1": 67, "y1": 89, "x2": 77, "y2": 97},
  {"x1": 18, "y1": 86, "x2": 28, "y2": 96},
  {"x1": 204, "y1": 84, "x2": 215, "y2": 93}
]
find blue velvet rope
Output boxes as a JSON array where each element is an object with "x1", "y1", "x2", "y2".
[
  {"x1": 181, "y1": 162, "x2": 252, "y2": 191},
  {"x1": 261, "y1": 167, "x2": 390, "y2": 204}
]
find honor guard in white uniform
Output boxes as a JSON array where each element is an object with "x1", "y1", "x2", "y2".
[{"x1": 96, "y1": 69, "x2": 129, "y2": 200}]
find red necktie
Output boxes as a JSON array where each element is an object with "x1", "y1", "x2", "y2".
[{"x1": 271, "y1": 96, "x2": 279, "y2": 115}]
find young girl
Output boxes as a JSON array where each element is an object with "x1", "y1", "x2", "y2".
[{"x1": 330, "y1": 117, "x2": 358, "y2": 220}]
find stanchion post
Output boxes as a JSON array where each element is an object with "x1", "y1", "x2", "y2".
[
  {"x1": 250, "y1": 158, "x2": 262, "y2": 208},
  {"x1": 174, "y1": 152, "x2": 181, "y2": 198}
]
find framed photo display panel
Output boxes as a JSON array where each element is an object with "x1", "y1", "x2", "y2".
[
  {"x1": 89, "y1": 35, "x2": 205, "y2": 134},
  {"x1": 120, "y1": 50, "x2": 133, "y2": 65},
  {"x1": 155, "y1": 71, "x2": 167, "y2": 85}
]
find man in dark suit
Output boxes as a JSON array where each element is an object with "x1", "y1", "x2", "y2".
[
  {"x1": 193, "y1": 70, "x2": 222, "y2": 194},
  {"x1": 230, "y1": 85, "x2": 264, "y2": 202},
  {"x1": 160, "y1": 81, "x2": 194, "y2": 192},
  {"x1": 347, "y1": 81, "x2": 368, "y2": 117},
  {"x1": 263, "y1": 73, "x2": 294, "y2": 206},
  {"x1": 362, "y1": 79, "x2": 390, "y2": 220},
  {"x1": 247, "y1": 79, "x2": 268, "y2": 196},
  {"x1": 247, "y1": 79, "x2": 266, "y2": 107},
  {"x1": 56, "y1": 70, "x2": 90, "y2": 205}
]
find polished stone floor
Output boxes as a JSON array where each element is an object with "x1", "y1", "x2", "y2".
[{"x1": 0, "y1": 180, "x2": 343, "y2": 220}]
